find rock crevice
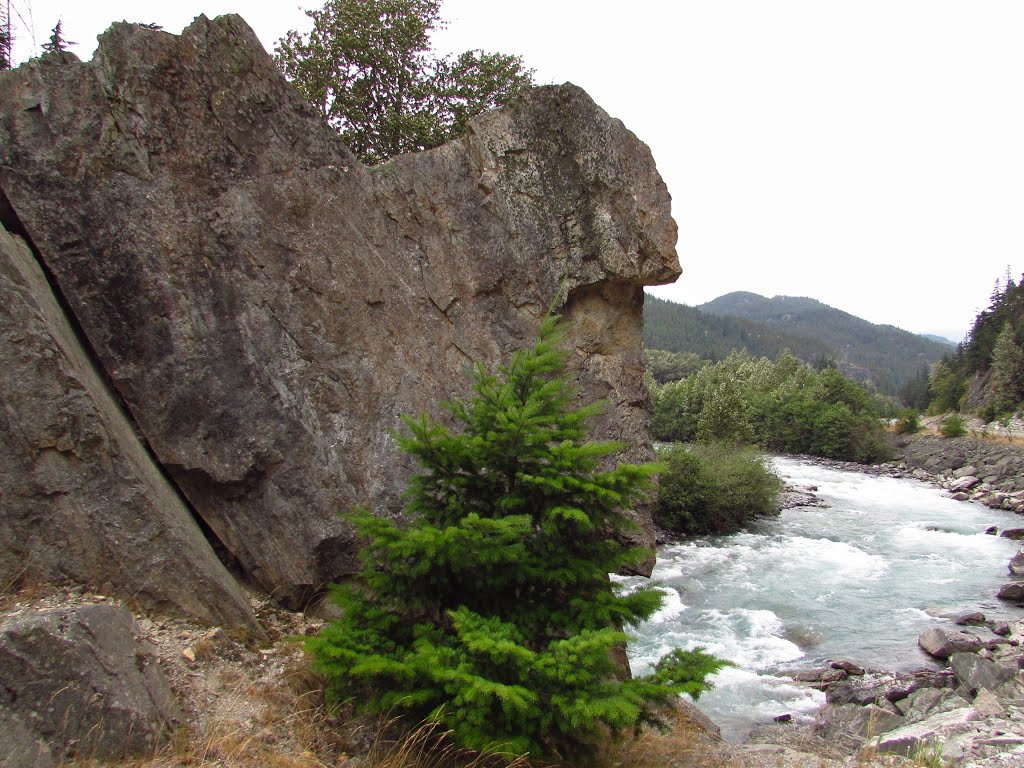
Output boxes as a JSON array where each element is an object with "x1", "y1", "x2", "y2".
[{"x1": 0, "y1": 15, "x2": 680, "y2": 612}]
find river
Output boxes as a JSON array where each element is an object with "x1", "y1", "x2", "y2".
[{"x1": 617, "y1": 455, "x2": 1024, "y2": 741}]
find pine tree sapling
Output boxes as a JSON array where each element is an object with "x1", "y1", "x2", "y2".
[{"x1": 308, "y1": 317, "x2": 728, "y2": 760}]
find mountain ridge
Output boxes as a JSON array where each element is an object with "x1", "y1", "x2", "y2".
[{"x1": 644, "y1": 292, "x2": 952, "y2": 393}]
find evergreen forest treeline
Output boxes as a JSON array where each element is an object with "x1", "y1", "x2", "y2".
[{"x1": 921, "y1": 272, "x2": 1024, "y2": 419}]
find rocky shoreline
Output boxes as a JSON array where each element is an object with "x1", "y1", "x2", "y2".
[{"x1": 743, "y1": 436, "x2": 1024, "y2": 765}]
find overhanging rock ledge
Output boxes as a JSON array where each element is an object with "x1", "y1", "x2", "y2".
[{"x1": 0, "y1": 13, "x2": 681, "y2": 611}]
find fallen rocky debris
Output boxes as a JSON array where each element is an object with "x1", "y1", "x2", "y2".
[
  {"x1": 779, "y1": 481, "x2": 827, "y2": 511},
  {"x1": 884, "y1": 435, "x2": 1024, "y2": 513},
  {"x1": 757, "y1": 617, "x2": 1024, "y2": 766}
]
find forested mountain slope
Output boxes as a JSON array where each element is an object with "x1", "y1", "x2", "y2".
[
  {"x1": 696, "y1": 292, "x2": 951, "y2": 391},
  {"x1": 643, "y1": 295, "x2": 833, "y2": 362}
]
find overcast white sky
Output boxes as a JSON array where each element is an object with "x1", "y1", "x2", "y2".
[{"x1": 9, "y1": 1, "x2": 1024, "y2": 342}]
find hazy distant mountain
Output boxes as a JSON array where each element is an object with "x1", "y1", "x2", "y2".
[
  {"x1": 643, "y1": 295, "x2": 834, "y2": 363},
  {"x1": 695, "y1": 292, "x2": 952, "y2": 391},
  {"x1": 920, "y1": 333, "x2": 958, "y2": 347}
]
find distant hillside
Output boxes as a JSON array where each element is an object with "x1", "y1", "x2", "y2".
[
  {"x1": 697, "y1": 292, "x2": 952, "y2": 392},
  {"x1": 921, "y1": 333, "x2": 957, "y2": 347},
  {"x1": 643, "y1": 295, "x2": 833, "y2": 363}
]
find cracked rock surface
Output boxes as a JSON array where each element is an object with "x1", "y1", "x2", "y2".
[{"x1": 0, "y1": 15, "x2": 679, "y2": 608}]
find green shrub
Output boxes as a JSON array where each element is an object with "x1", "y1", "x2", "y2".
[
  {"x1": 939, "y1": 413, "x2": 967, "y2": 438},
  {"x1": 979, "y1": 402, "x2": 999, "y2": 424},
  {"x1": 307, "y1": 319, "x2": 728, "y2": 761},
  {"x1": 894, "y1": 408, "x2": 922, "y2": 435},
  {"x1": 654, "y1": 443, "x2": 782, "y2": 536}
]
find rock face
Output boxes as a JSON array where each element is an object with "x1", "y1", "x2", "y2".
[
  {"x1": 0, "y1": 16, "x2": 679, "y2": 608},
  {"x1": 0, "y1": 227, "x2": 258, "y2": 629},
  {"x1": 0, "y1": 604, "x2": 179, "y2": 762}
]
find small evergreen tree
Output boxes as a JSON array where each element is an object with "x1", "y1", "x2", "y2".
[
  {"x1": 41, "y1": 19, "x2": 74, "y2": 54},
  {"x1": 308, "y1": 317, "x2": 727, "y2": 761},
  {"x1": 939, "y1": 413, "x2": 967, "y2": 438}
]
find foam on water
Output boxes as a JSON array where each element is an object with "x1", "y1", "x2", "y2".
[
  {"x1": 648, "y1": 587, "x2": 686, "y2": 623},
  {"x1": 701, "y1": 667, "x2": 826, "y2": 740}
]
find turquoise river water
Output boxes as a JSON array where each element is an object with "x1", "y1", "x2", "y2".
[{"x1": 616, "y1": 456, "x2": 1024, "y2": 741}]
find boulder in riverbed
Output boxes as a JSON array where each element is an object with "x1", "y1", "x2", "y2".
[
  {"x1": 830, "y1": 659, "x2": 867, "y2": 675},
  {"x1": 813, "y1": 703, "x2": 904, "y2": 752},
  {"x1": 917, "y1": 627, "x2": 983, "y2": 659},
  {"x1": 870, "y1": 706, "x2": 976, "y2": 759},
  {"x1": 825, "y1": 670, "x2": 954, "y2": 706},
  {"x1": 893, "y1": 687, "x2": 971, "y2": 724},
  {"x1": 954, "y1": 611, "x2": 986, "y2": 626},
  {"x1": 997, "y1": 582, "x2": 1024, "y2": 603},
  {"x1": 949, "y1": 475, "x2": 981, "y2": 492},
  {"x1": 1008, "y1": 552, "x2": 1024, "y2": 576}
]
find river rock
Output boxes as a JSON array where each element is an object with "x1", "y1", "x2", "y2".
[
  {"x1": 918, "y1": 627, "x2": 984, "y2": 659},
  {"x1": 948, "y1": 652, "x2": 1017, "y2": 695},
  {"x1": 830, "y1": 659, "x2": 867, "y2": 675},
  {"x1": 954, "y1": 465, "x2": 980, "y2": 479},
  {"x1": 997, "y1": 582, "x2": 1024, "y2": 604},
  {"x1": 871, "y1": 706, "x2": 976, "y2": 759},
  {"x1": 949, "y1": 475, "x2": 982, "y2": 492},
  {"x1": 0, "y1": 229, "x2": 258, "y2": 630},
  {"x1": 813, "y1": 703, "x2": 904, "y2": 752},
  {"x1": 0, "y1": 17, "x2": 679, "y2": 606},
  {"x1": 955, "y1": 611, "x2": 987, "y2": 626},
  {"x1": 825, "y1": 670, "x2": 954, "y2": 706},
  {"x1": 893, "y1": 687, "x2": 971, "y2": 724},
  {"x1": 1009, "y1": 552, "x2": 1024, "y2": 576},
  {"x1": 779, "y1": 667, "x2": 848, "y2": 686},
  {"x1": 0, "y1": 604, "x2": 179, "y2": 761},
  {"x1": 972, "y1": 688, "x2": 1006, "y2": 717}
]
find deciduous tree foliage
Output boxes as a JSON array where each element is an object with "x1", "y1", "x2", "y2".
[
  {"x1": 654, "y1": 443, "x2": 781, "y2": 536},
  {"x1": 650, "y1": 350, "x2": 891, "y2": 463},
  {"x1": 275, "y1": 0, "x2": 534, "y2": 164},
  {"x1": 307, "y1": 318, "x2": 726, "y2": 760}
]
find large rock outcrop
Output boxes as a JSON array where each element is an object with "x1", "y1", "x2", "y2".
[
  {"x1": 0, "y1": 15, "x2": 680, "y2": 609},
  {"x1": 0, "y1": 227, "x2": 258, "y2": 629}
]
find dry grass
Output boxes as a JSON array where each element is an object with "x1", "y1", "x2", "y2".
[
  {"x1": 59, "y1": 657, "x2": 538, "y2": 768},
  {"x1": 61, "y1": 655, "x2": 344, "y2": 768},
  {"x1": 600, "y1": 711, "x2": 724, "y2": 768}
]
